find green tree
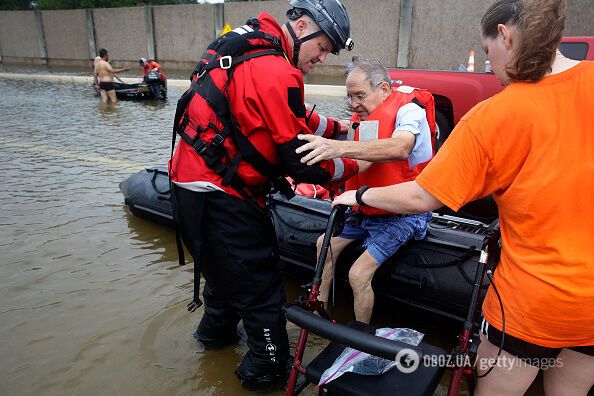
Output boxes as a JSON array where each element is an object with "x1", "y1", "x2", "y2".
[{"x1": 0, "y1": 0, "x2": 34, "y2": 10}]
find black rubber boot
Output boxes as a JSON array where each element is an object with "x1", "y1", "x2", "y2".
[
  {"x1": 193, "y1": 283, "x2": 242, "y2": 348},
  {"x1": 235, "y1": 354, "x2": 293, "y2": 391},
  {"x1": 193, "y1": 326, "x2": 241, "y2": 348}
]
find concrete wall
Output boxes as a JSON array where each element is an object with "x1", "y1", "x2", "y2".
[
  {"x1": 41, "y1": 9, "x2": 90, "y2": 65},
  {"x1": 410, "y1": 0, "x2": 492, "y2": 71},
  {"x1": 153, "y1": 4, "x2": 216, "y2": 67},
  {"x1": 0, "y1": 11, "x2": 41, "y2": 63},
  {"x1": 224, "y1": 0, "x2": 287, "y2": 28},
  {"x1": 92, "y1": 6, "x2": 146, "y2": 65},
  {"x1": 565, "y1": 1, "x2": 594, "y2": 37},
  {"x1": 224, "y1": 0, "x2": 400, "y2": 75},
  {"x1": 1, "y1": 0, "x2": 593, "y2": 73},
  {"x1": 339, "y1": 0, "x2": 400, "y2": 69}
]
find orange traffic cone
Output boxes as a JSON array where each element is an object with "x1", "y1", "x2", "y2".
[{"x1": 467, "y1": 50, "x2": 475, "y2": 72}]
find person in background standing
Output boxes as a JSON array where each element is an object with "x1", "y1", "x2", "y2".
[{"x1": 94, "y1": 48, "x2": 129, "y2": 103}]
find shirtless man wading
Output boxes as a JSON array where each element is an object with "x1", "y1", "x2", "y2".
[{"x1": 93, "y1": 48, "x2": 129, "y2": 103}]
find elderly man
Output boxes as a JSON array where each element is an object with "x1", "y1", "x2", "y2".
[{"x1": 296, "y1": 59, "x2": 435, "y2": 323}]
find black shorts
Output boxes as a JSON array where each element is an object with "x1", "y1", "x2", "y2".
[
  {"x1": 99, "y1": 81, "x2": 115, "y2": 91},
  {"x1": 481, "y1": 319, "x2": 594, "y2": 369}
]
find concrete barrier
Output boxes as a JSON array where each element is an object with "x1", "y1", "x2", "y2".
[
  {"x1": 153, "y1": 4, "x2": 216, "y2": 65},
  {"x1": 0, "y1": 72, "x2": 346, "y2": 97},
  {"x1": 1, "y1": 0, "x2": 593, "y2": 73},
  {"x1": 41, "y1": 10, "x2": 90, "y2": 67},
  {"x1": 93, "y1": 7, "x2": 147, "y2": 63},
  {"x1": 0, "y1": 11, "x2": 41, "y2": 64}
]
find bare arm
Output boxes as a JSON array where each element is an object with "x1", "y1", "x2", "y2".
[
  {"x1": 105, "y1": 63, "x2": 129, "y2": 74},
  {"x1": 296, "y1": 130, "x2": 415, "y2": 165},
  {"x1": 332, "y1": 181, "x2": 444, "y2": 214}
]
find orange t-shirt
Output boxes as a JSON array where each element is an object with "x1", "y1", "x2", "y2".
[{"x1": 417, "y1": 61, "x2": 594, "y2": 348}]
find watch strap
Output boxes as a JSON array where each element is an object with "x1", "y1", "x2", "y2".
[{"x1": 355, "y1": 185, "x2": 370, "y2": 206}]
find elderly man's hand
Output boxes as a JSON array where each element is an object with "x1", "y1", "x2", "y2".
[
  {"x1": 296, "y1": 134, "x2": 342, "y2": 165},
  {"x1": 332, "y1": 190, "x2": 357, "y2": 207}
]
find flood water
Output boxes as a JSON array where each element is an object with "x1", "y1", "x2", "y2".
[{"x1": 0, "y1": 75, "x2": 548, "y2": 396}]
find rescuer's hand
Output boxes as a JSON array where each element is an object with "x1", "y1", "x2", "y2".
[
  {"x1": 356, "y1": 159, "x2": 372, "y2": 173},
  {"x1": 338, "y1": 120, "x2": 350, "y2": 134}
]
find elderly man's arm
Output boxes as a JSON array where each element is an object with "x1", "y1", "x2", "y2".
[{"x1": 296, "y1": 130, "x2": 415, "y2": 165}]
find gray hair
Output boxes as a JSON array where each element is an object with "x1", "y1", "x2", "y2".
[{"x1": 345, "y1": 58, "x2": 390, "y2": 87}]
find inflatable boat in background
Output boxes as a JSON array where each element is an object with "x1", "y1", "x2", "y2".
[
  {"x1": 120, "y1": 168, "x2": 499, "y2": 321},
  {"x1": 93, "y1": 80, "x2": 167, "y2": 100},
  {"x1": 112, "y1": 80, "x2": 167, "y2": 100}
]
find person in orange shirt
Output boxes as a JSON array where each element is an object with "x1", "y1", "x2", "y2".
[{"x1": 333, "y1": 0, "x2": 594, "y2": 394}]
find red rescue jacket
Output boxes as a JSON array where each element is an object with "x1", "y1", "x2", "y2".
[
  {"x1": 169, "y1": 12, "x2": 357, "y2": 202},
  {"x1": 143, "y1": 61, "x2": 166, "y2": 80}
]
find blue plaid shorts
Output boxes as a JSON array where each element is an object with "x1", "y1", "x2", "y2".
[{"x1": 340, "y1": 211, "x2": 432, "y2": 265}]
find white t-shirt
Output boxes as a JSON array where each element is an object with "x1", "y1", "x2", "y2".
[{"x1": 393, "y1": 102, "x2": 432, "y2": 168}]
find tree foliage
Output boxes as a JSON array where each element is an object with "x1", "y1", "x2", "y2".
[{"x1": 0, "y1": 0, "x2": 34, "y2": 10}]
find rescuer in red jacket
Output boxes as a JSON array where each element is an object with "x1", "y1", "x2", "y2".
[
  {"x1": 168, "y1": 0, "x2": 360, "y2": 389},
  {"x1": 139, "y1": 57, "x2": 166, "y2": 99}
]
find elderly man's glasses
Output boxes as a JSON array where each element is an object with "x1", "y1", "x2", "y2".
[{"x1": 344, "y1": 84, "x2": 380, "y2": 106}]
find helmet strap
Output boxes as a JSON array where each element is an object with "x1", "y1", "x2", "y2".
[{"x1": 285, "y1": 21, "x2": 324, "y2": 66}]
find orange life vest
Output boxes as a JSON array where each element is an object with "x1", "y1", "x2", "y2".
[{"x1": 345, "y1": 87, "x2": 436, "y2": 216}]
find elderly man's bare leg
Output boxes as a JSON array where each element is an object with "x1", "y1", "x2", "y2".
[
  {"x1": 348, "y1": 250, "x2": 379, "y2": 324},
  {"x1": 317, "y1": 235, "x2": 355, "y2": 307}
]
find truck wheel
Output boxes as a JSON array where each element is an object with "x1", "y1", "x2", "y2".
[{"x1": 434, "y1": 111, "x2": 451, "y2": 153}]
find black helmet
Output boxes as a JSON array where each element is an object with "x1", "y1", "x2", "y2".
[{"x1": 287, "y1": 0, "x2": 354, "y2": 55}]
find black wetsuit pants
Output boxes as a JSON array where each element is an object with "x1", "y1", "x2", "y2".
[{"x1": 172, "y1": 185, "x2": 290, "y2": 379}]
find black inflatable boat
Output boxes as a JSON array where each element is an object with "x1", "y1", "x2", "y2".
[
  {"x1": 113, "y1": 80, "x2": 166, "y2": 100},
  {"x1": 120, "y1": 168, "x2": 499, "y2": 321},
  {"x1": 93, "y1": 80, "x2": 167, "y2": 100}
]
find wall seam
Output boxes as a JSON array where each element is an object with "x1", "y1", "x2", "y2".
[
  {"x1": 397, "y1": 0, "x2": 413, "y2": 68},
  {"x1": 35, "y1": 10, "x2": 48, "y2": 65}
]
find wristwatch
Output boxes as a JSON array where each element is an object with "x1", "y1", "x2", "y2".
[{"x1": 355, "y1": 185, "x2": 371, "y2": 206}]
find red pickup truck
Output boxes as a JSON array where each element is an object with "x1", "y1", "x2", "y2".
[{"x1": 388, "y1": 36, "x2": 594, "y2": 145}]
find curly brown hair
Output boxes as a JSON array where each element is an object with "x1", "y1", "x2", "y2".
[{"x1": 481, "y1": 0, "x2": 566, "y2": 82}]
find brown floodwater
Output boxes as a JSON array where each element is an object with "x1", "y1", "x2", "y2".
[{"x1": 0, "y1": 74, "x2": 550, "y2": 396}]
